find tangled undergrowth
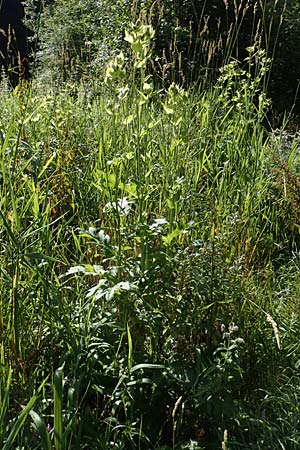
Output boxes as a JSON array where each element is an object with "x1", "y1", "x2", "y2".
[{"x1": 1, "y1": 21, "x2": 300, "y2": 450}]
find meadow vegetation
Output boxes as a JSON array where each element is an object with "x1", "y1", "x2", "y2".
[{"x1": 1, "y1": 1, "x2": 300, "y2": 449}]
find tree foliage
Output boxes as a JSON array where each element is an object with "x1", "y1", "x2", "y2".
[
  {"x1": 31, "y1": 0, "x2": 300, "y2": 112},
  {"x1": 36, "y1": 0, "x2": 131, "y2": 82}
]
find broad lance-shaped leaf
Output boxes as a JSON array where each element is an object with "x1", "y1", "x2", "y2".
[
  {"x1": 29, "y1": 411, "x2": 52, "y2": 450},
  {"x1": 2, "y1": 378, "x2": 47, "y2": 450}
]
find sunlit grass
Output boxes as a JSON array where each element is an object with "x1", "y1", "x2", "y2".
[{"x1": 1, "y1": 25, "x2": 300, "y2": 450}]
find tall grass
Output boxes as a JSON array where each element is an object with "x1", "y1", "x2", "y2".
[{"x1": 1, "y1": 6, "x2": 300, "y2": 450}]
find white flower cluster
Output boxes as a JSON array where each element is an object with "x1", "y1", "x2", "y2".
[
  {"x1": 221, "y1": 322, "x2": 244, "y2": 345},
  {"x1": 88, "y1": 227, "x2": 110, "y2": 243},
  {"x1": 103, "y1": 197, "x2": 133, "y2": 217}
]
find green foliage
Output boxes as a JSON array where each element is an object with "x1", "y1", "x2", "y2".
[
  {"x1": 130, "y1": 0, "x2": 266, "y2": 87},
  {"x1": 1, "y1": 19, "x2": 300, "y2": 450},
  {"x1": 37, "y1": 0, "x2": 131, "y2": 83},
  {"x1": 30, "y1": 0, "x2": 300, "y2": 114}
]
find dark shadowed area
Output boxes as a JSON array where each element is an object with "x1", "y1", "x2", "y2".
[{"x1": 0, "y1": 0, "x2": 34, "y2": 85}]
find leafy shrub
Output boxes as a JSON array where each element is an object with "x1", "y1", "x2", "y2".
[
  {"x1": 37, "y1": 0, "x2": 131, "y2": 83},
  {"x1": 31, "y1": 0, "x2": 300, "y2": 114}
]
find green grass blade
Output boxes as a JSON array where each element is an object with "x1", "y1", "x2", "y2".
[
  {"x1": 0, "y1": 367, "x2": 12, "y2": 444},
  {"x1": 2, "y1": 377, "x2": 47, "y2": 450},
  {"x1": 30, "y1": 410, "x2": 52, "y2": 450},
  {"x1": 2, "y1": 393, "x2": 38, "y2": 450},
  {"x1": 54, "y1": 367, "x2": 64, "y2": 450},
  {"x1": 127, "y1": 322, "x2": 133, "y2": 370}
]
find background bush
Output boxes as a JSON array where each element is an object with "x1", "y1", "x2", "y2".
[
  {"x1": 28, "y1": 0, "x2": 300, "y2": 114},
  {"x1": 31, "y1": 0, "x2": 131, "y2": 83}
]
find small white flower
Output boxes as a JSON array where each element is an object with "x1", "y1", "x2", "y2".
[
  {"x1": 104, "y1": 197, "x2": 133, "y2": 216},
  {"x1": 98, "y1": 229, "x2": 110, "y2": 243},
  {"x1": 229, "y1": 322, "x2": 239, "y2": 333}
]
